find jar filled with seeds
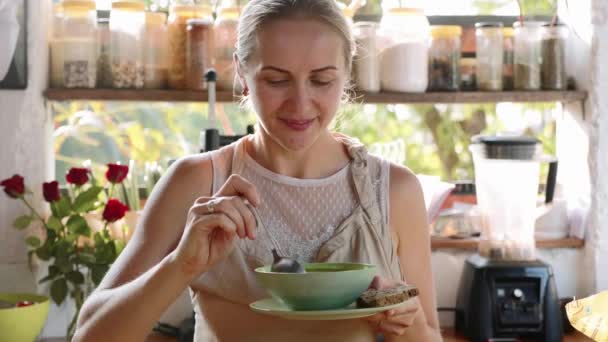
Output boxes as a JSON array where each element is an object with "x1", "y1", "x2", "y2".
[
  {"x1": 428, "y1": 25, "x2": 462, "y2": 91},
  {"x1": 541, "y1": 23, "x2": 569, "y2": 90},
  {"x1": 475, "y1": 22, "x2": 503, "y2": 91},
  {"x1": 186, "y1": 17, "x2": 214, "y2": 90},
  {"x1": 144, "y1": 12, "x2": 169, "y2": 89},
  {"x1": 61, "y1": 0, "x2": 98, "y2": 88},
  {"x1": 168, "y1": 3, "x2": 211, "y2": 89},
  {"x1": 502, "y1": 27, "x2": 514, "y2": 90},
  {"x1": 214, "y1": 1, "x2": 240, "y2": 91},
  {"x1": 97, "y1": 18, "x2": 112, "y2": 88},
  {"x1": 110, "y1": 1, "x2": 146, "y2": 88},
  {"x1": 513, "y1": 21, "x2": 544, "y2": 90}
]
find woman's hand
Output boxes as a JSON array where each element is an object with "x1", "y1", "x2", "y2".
[
  {"x1": 364, "y1": 276, "x2": 421, "y2": 336},
  {"x1": 171, "y1": 174, "x2": 260, "y2": 280}
]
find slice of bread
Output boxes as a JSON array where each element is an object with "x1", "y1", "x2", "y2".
[{"x1": 356, "y1": 284, "x2": 419, "y2": 308}]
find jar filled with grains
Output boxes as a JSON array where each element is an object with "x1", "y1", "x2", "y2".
[
  {"x1": 50, "y1": 3, "x2": 64, "y2": 88},
  {"x1": 213, "y1": 2, "x2": 240, "y2": 91},
  {"x1": 97, "y1": 18, "x2": 112, "y2": 88},
  {"x1": 475, "y1": 22, "x2": 503, "y2": 91},
  {"x1": 168, "y1": 3, "x2": 211, "y2": 89},
  {"x1": 541, "y1": 23, "x2": 569, "y2": 90},
  {"x1": 513, "y1": 21, "x2": 544, "y2": 90},
  {"x1": 502, "y1": 27, "x2": 514, "y2": 90},
  {"x1": 186, "y1": 17, "x2": 214, "y2": 90},
  {"x1": 61, "y1": 0, "x2": 98, "y2": 88},
  {"x1": 428, "y1": 25, "x2": 462, "y2": 91},
  {"x1": 144, "y1": 12, "x2": 169, "y2": 89},
  {"x1": 109, "y1": 1, "x2": 146, "y2": 88}
]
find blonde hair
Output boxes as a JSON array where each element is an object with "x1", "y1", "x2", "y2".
[{"x1": 235, "y1": 0, "x2": 355, "y2": 73}]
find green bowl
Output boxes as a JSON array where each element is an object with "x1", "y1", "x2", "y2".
[
  {"x1": 0, "y1": 293, "x2": 50, "y2": 342},
  {"x1": 254, "y1": 263, "x2": 376, "y2": 311}
]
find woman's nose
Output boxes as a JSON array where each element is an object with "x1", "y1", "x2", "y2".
[{"x1": 284, "y1": 82, "x2": 313, "y2": 116}]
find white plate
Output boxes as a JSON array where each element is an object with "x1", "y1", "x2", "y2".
[{"x1": 249, "y1": 297, "x2": 407, "y2": 321}]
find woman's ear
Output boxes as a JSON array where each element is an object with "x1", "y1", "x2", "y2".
[{"x1": 234, "y1": 53, "x2": 248, "y2": 95}]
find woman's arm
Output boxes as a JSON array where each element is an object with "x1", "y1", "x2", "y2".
[
  {"x1": 387, "y1": 164, "x2": 442, "y2": 342},
  {"x1": 73, "y1": 155, "x2": 214, "y2": 342}
]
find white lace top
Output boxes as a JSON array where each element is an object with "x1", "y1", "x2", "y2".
[{"x1": 240, "y1": 152, "x2": 358, "y2": 262}]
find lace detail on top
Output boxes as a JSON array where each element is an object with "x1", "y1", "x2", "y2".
[{"x1": 240, "y1": 152, "x2": 358, "y2": 263}]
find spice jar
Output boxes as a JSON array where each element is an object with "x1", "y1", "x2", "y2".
[
  {"x1": 186, "y1": 18, "x2": 214, "y2": 90},
  {"x1": 97, "y1": 18, "x2": 112, "y2": 88},
  {"x1": 353, "y1": 22, "x2": 380, "y2": 92},
  {"x1": 475, "y1": 22, "x2": 503, "y2": 91},
  {"x1": 460, "y1": 57, "x2": 476, "y2": 91},
  {"x1": 213, "y1": 3, "x2": 240, "y2": 90},
  {"x1": 502, "y1": 27, "x2": 514, "y2": 90},
  {"x1": 541, "y1": 23, "x2": 569, "y2": 90},
  {"x1": 378, "y1": 7, "x2": 430, "y2": 93},
  {"x1": 50, "y1": 3, "x2": 64, "y2": 88},
  {"x1": 168, "y1": 4, "x2": 211, "y2": 89},
  {"x1": 144, "y1": 12, "x2": 169, "y2": 89},
  {"x1": 428, "y1": 25, "x2": 462, "y2": 91},
  {"x1": 110, "y1": 1, "x2": 146, "y2": 88},
  {"x1": 513, "y1": 21, "x2": 544, "y2": 90},
  {"x1": 61, "y1": 0, "x2": 98, "y2": 88}
]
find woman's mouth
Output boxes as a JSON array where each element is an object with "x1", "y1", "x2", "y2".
[{"x1": 280, "y1": 118, "x2": 315, "y2": 131}]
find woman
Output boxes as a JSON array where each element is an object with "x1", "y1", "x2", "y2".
[{"x1": 74, "y1": 0, "x2": 441, "y2": 341}]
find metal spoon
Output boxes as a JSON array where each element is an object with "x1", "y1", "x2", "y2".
[{"x1": 271, "y1": 248, "x2": 305, "y2": 273}]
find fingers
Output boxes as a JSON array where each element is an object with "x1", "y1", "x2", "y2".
[
  {"x1": 190, "y1": 196, "x2": 257, "y2": 240},
  {"x1": 233, "y1": 197, "x2": 257, "y2": 240},
  {"x1": 191, "y1": 213, "x2": 238, "y2": 236},
  {"x1": 369, "y1": 275, "x2": 401, "y2": 290},
  {"x1": 216, "y1": 174, "x2": 261, "y2": 207}
]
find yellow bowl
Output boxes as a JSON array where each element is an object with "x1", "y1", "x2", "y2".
[{"x1": 0, "y1": 293, "x2": 50, "y2": 342}]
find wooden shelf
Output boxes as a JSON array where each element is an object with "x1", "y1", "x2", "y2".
[
  {"x1": 44, "y1": 88, "x2": 587, "y2": 104},
  {"x1": 431, "y1": 237, "x2": 584, "y2": 251}
]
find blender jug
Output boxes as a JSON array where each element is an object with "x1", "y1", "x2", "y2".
[{"x1": 470, "y1": 136, "x2": 557, "y2": 261}]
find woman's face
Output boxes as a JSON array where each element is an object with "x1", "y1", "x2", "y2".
[{"x1": 240, "y1": 18, "x2": 347, "y2": 152}]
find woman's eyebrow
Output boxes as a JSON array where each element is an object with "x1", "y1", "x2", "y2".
[{"x1": 260, "y1": 66, "x2": 338, "y2": 73}]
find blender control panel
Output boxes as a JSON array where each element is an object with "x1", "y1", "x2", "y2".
[{"x1": 493, "y1": 279, "x2": 542, "y2": 330}]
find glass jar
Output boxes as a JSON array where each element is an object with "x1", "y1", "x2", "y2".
[
  {"x1": 110, "y1": 1, "x2": 146, "y2": 88},
  {"x1": 513, "y1": 21, "x2": 544, "y2": 90},
  {"x1": 144, "y1": 12, "x2": 169, "y2": 89},
  {"x1": 214, "y1": 4, "x2": 240, "y2": 91},
  {"x1": 460, "y1": 57, "x2": 476, "y2": 91},
  {"x1": 428, "y1": 25, "x2": 462, "y2": 91},
  {"x1": 97, "y1": 18, "x2": 112, "y2": 88},
  {"x1": 50, "y1": 3, "x2": 64, "y2": 88},
  {"x1": 378, "y1": 7, "x2": 430, "y2": 93},
  {"x1": 541, "y1": 23, "x2": 569, "y2": 90},
  {"x1": 186, "y1": 17, "x2": 214, "y2": 90},
  {"x1": 502, "y1": 27, "x2": 514, "y2": 90},
  {"x1": 168, "y1": 4, "x2": 212, "y2": 89},
  {"x1": 61, "y1": 0, "x2": 98, "y2": 88},
  {"x1": 353, "y1": 22, "x2": 380, "y2": 92},
  {"x1": 475, "y1": 22, "x2": 503, "y2": 91}
]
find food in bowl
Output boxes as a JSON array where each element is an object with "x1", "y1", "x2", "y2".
[
  {"x1": 356, "y1": 284, "x2": 419, "y2": 308},
  {"x1": 0, "y1": 293, "x2": 50, "y2": 342},
  {"x1": 254, "y1": 262, "x2": 377, "y2": 311}
]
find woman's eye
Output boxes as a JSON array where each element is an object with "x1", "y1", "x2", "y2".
[
  {"x1": 266, "y1": 79, "x2": 289, "y2": 86},
  {"x1": 311, "y1": 79, "x2": 333, "y2": 86}
]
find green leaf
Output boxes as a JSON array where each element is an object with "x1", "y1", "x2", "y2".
[
  {"x1": 55, "y1": 255, "x2": 72, "y2": 273},
  {"x1": 13, "y1": 215, "x2": 33, "y2": 230},
  {"x1": 91, "y1": 264, "x2": 109, "y2": 286},
  {"x1": 35, "y1": 244, "x2": 51, "y2": 261},
  {"x1": 25, "y1": 236, "x2": 41, "y2": 248},
  {"x1": 66, "y1": 215, "x2": 90, "y2": 236},
  {"x1": 73, "y1": 186, "x2": 103, "y2": 213},
  {"x1": 47, "y1": 216, "x2": 63, "y2": 231},
  {"x1": 50, "y1": 278, "x2": 68, "y2": 305},
  {"x1": 77, "y1": 252, "x2": 95, "y2": 264},
  {"x1": 52, "y1": 196, "x2": 71, "y2": 218},
  {"x1": 66, "y1": 270, "x2": 85, "y2": 284}
]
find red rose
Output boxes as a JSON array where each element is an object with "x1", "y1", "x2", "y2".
[
  {"x1": 43, "y1": 181, "x2": 60, "y2": 202},
  {"x1": 102, "y1": 199, "x2": 129, "y2": 222},
  {"x1": 105, "y1": 164, "x2": 129, "y2": 184},
  {"x1": 66, "y1": 168, "x2": 89, "y2": 186},
  {"x1": 1, "y1": 174, "x2": 25, "y2": 198}
]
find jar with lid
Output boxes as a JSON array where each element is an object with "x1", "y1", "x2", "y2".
[
  {"x1": 97, "y1": 18, "x2": 112, "y2": 88},
  {"x1": 50, "y1": 3, "x2": 64, "y2": 88},
  {"x1": 475, "y1": 22, "x2": 503, "y2": 91},
  {"x1": 460, "y1": 57, "x2": 476, "y2": 91},
  {"x1": 168, "y1": 2, "x2": 212, "y2": 89},
  {"x1": 186, "y1": 17, "x2": 214, "y2": 90},
  {"x1": 541, "y1": 23, "x2": 569, "y2": 90},
  {"x1": 502, "y1": 27, "x2": 514, "y2": 90},
  {"x1": 513, "y1": 21, "x2": 544, "y2": 90},
  {"x1": 428, "y1": 25, "x2": 462, "y2": 91},
  {"x1": 353, "y1": 22, "x2": 380, "y2": 92},
  {"x1": 144, "y1": 12, "x2": 169, "y2": 89},
  {"x1": 60, "y1": 0, "x2": 98, "y2": 88},
  {"x1": 378, "y1": 7, "x2": 430, "y2": 93},
  {"x1": 214, "y1": 2, "x2": 240, "y2": 91},
  {"x1": 110, "y1": 1, "x2": 146, "y2": 88}
]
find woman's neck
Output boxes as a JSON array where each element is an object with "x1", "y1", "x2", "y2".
[{"x1": 246, "y1": 130, "x2": 350, "y2": 179}]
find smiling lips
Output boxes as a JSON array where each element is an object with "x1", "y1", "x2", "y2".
[{"x1": 280, "y1": 118, "x2": 315, "y2": 131}]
